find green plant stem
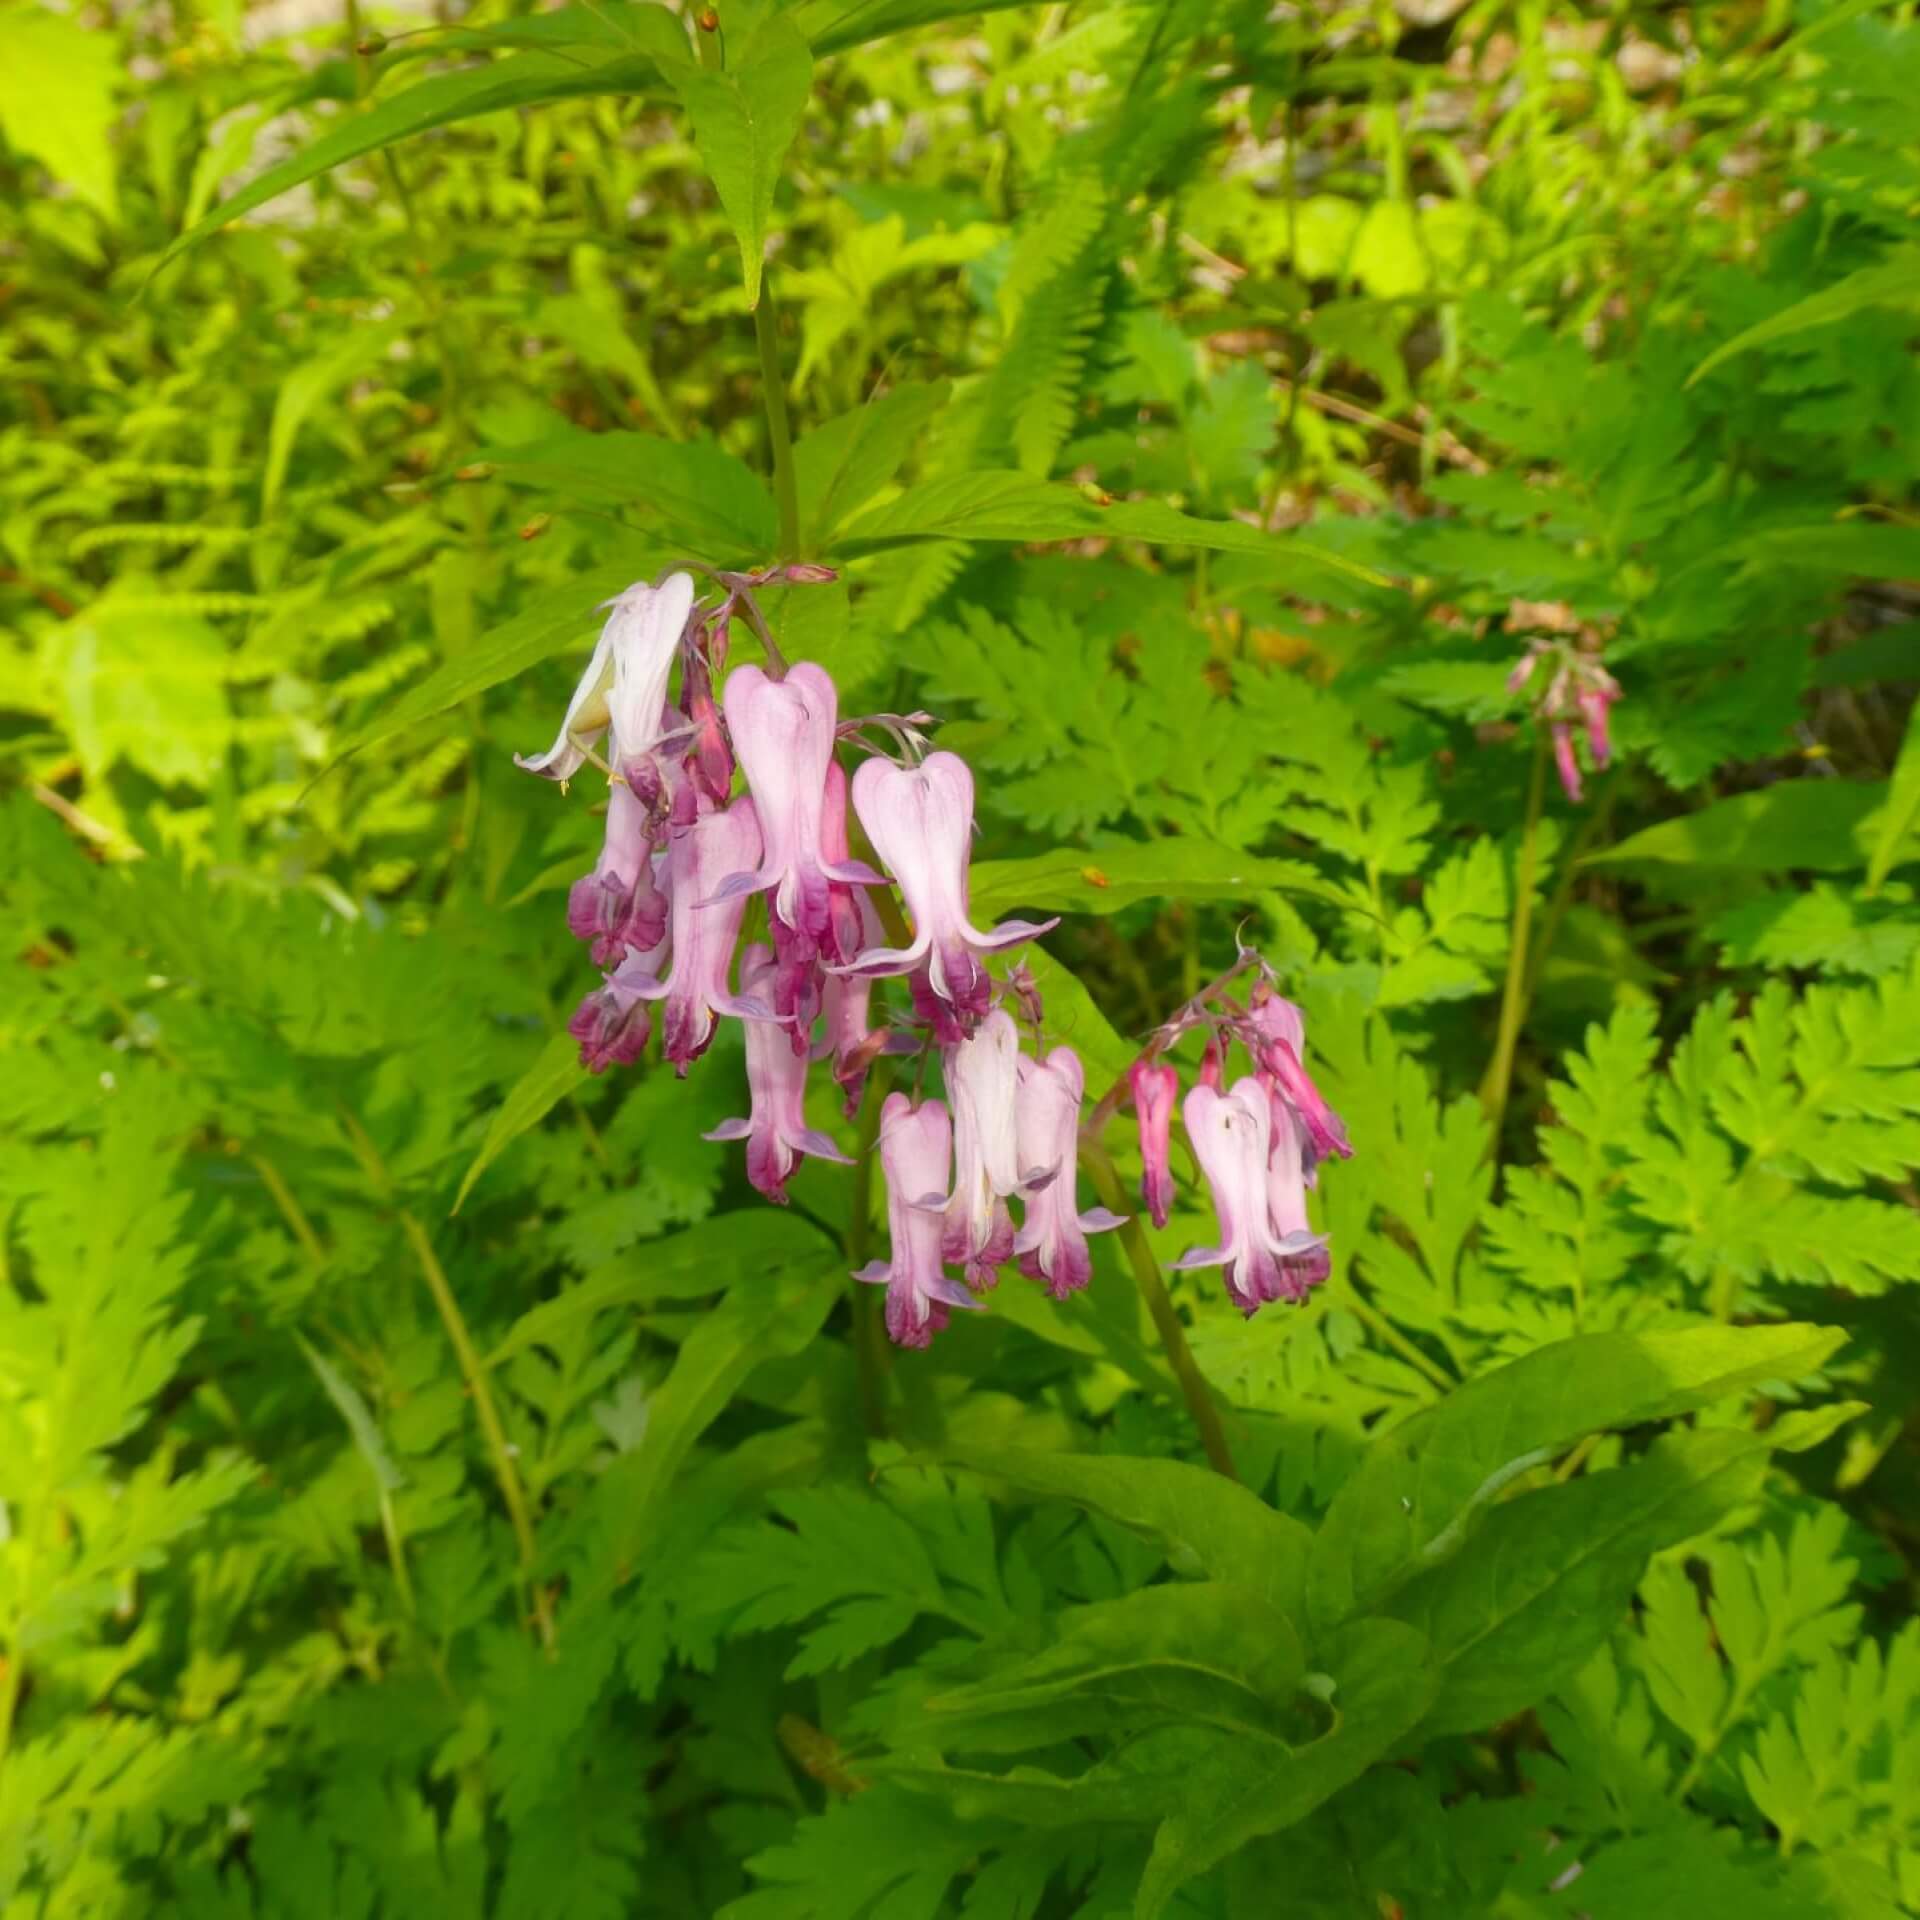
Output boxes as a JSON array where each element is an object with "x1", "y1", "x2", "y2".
[
  {"x1": 398, "y1": 1210, "x2": 555, "y2": 1651},
  {"x1": 379, "y1": 1489, "x2": 417, "y2": 1617},
  {"x1": 1523, "y1": 770, "x2": 1618, "y2": 1002},
  {"x1": 755, "y1": 278, "x2": 802, "y2": 560},
  {"x1": 845, "y1": 1065, "x2": 892, "y2": 1438},
  {"x1": 1080, "y1": 1142, "x2": 1238, "y2": 1481},
  {"x1": 1479, "y1": 728, "x2": 1550, "y2": 1151},
  {"x1": 1344, "y1": 1294, "x2": 1456, "y2": 1394}
]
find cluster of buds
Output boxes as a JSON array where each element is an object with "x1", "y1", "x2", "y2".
[
  {"x1": 1506, "y1": 629, "x2": 1621, "y2": 804},
  {"x1": 1116, "y1": 960, "x2": 1351, "y2": 1315},
  {"x1": 520, "y1": 567, "x2": 1353, "y2": 1345}
]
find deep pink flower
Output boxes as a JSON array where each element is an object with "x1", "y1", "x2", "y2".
[
  {"x1": 940, "y1": 1009, "x2": 1026, "y2": 1284},
  {"x1": 1266, "y1": 1097, "x2": 1332, "y2": 1296},
  {"x1": 817, "y1": 972, "x2": 887, "y2": 1117},
  {"x1": 814, "y1": 888, "x2": 888, "y2": 1114},
  {"x1": 839, "y1": 752, "x2": 1055, "y2": 1029},
  {"x1": 707, "y1": 666, "x2": 880, "y2": 1043},
  {"x1": 566, "y1": 781, "x2": 669, "y2": 968},
  {"x1": 1199, "y1": 1037, "x2": 1225, "y2": 1091},
  {"x1": 1013, "y1": 1046, "x2": 1123, "y2": 1298},
  {"x1": 622, "y1": 794, "x2": 772, "y2": 1072},
  {"x1": 709, "y1": 664, "x2": 881, "y2": 934},
  {"x1": 1129, "y1": 1058, "x2": 1180, "y2": 1229},
  {"x1": 681, "y1": 644, "x2": 734, "y2": 807},
  {"x1": 1578, "y1": 681, "x2": 1616, "y2": 769},
  {"x1": 1552, "y1": 721, "x2": 1583, "y2": 803},
  {"x1": 706, "y1": 944, "x2": 853, "y2": 1202},
  {"x1": 1247, "y1": 988, "x2": 1351, "y2": 1170},
  {"x1": 1173, "y1": 1078, "x2": 1329, "y2": 1314},
  {"x1": 517, "y1": 572, "x2": 695, "y2": 782},
  {"x1": 853, "y1": 1094, "x2": 980, "y2": 1348},
  {"x1": 567, "y1": 936, "x2": 666, "y2": 1074}
]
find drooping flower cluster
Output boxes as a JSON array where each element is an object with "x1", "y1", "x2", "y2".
[
  {"x1": 1120, "y1": 967, "x2": 1350, "y2": 1315},
  {"x1": 521, "y1": 565, "x2": 1352, "y2": 1345},
  {"x1": 1507, "y1": 632, "x2": 1621, "y2": 804}
]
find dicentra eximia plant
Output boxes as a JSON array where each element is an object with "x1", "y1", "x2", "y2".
[{"x1": 520, "y1": 566, "x2": 1353, "y2": 1354}]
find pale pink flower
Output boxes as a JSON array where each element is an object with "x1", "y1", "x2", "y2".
[
  {"x1": 1013, "y1": 1046, "x2": 1123, "y2": 1298},
  {"x1": 1129, "y1": 1058, "x2": 1180, "y2": 1230},
  {"x1": 1246, "y1": 988, "x2": 1351, "y2": 1171},
  {"x1": 1173, "y1": 1078, "x2": 1329, "y2": 1314},
  {"x1": 854, "y1": 1094, "x2": 980, "y2": 1348},
  {"x1": 517, "y1": 572, "x2": 695, "y2": 781},
  {"x1": 939, "y1": 1009, "x2": 1025, "y2": 1284},
  {"x1": 839, "y1": 752, "x2": 1055, "y2": 1031},
  {"x1": 707, "y1": 666, "x2": 880, "y2": 1042},
  {"x1": 565, "y1": 781, "x2": 669, "y2": 968},
  {"x1": 705, "y1": 945, "x2": 852, "y2": 1202}
]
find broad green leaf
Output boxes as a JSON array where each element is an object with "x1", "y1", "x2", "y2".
[
  {"x1": 1307, "y1": 1322, "x2": 1845, "y2": 1632},
  {"x1": 54, "y1": 602, "x2": 231, "y2": 789},
  {"x1": 0, "y1": 6, "x2": 119, "y2": 222},
  {"x1": 1392, "y1": 1407, "x2": 1861, "y2": 1736},
  {"x1": 925, "y1": 1583, "x2": 1307, "y2": 1750},
  {"x1": 490, "y1": 1212, "x2": 841, "y2": 1364},
  {"x1": 945, "y1": 1445, "x2": 1313, "y2": 1617},
  {"x1": 1019, "y1": 945, "x2": 1133, "y2": 1093},
  {"x1": 1866, "y1": 697, "x2": 1920, "y2": 892},
  {"x1": 1589, "y1": 780, "x2": 1889, "y2": 873},
  {"x1": 156, "y1": 46, "x2": 675, "y2": 269},
  {"x1": 263, "y1": 318, "x2": 409, "y2": 518},
  {"x1": 794, "y1": 381, "x2": 949, "y2": 548},
  {"x1": 452, "y1": 1032, "x2": 586, "y2": 1215},
  {"x1": 970, "y1": 841, "x2": 1356, "y2": 920},
  {"x1": 1133, "y1": 1618, "x2": 1436, "y2": 1920},
  {"x1": 978, "y1": 1279, "x2": 1179, "y2": 1402},
  {"x1": 664, "y1": 17, "x2": 813, "y2": 309},
  {"x1": 328, "y1": 561, "x2": 655, "y2": 769},
  {"x1": 486, "y1": 428, "x2": 777, "y2": 555},
  {"x1": 1689, "y1": 250, "x2": 1920, "y2": 385}
]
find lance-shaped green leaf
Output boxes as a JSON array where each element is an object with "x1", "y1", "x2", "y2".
[
  {"x1": 1867, "y1": 697, "x2": 1920, "y2": 893},
  {"x1": 1307, "y1": 1321, "x2": 1845, "y2": 1633},
  {"x1": 1133, "y1": 1618, "x2": 1435, "y2": 1920},
  {"x1": 569, "y1": 1238, "x2": 845, "y2": 1600},
  {"x1": 794, "y1": 380, "x2": 949, "y2": 548},
  {"x1": 1689, "y1": 248, "x2": 1920, "y2": 385},
  {"x1": 924, "y1": 1583, "x2": 1308, "y2": 1753},
  {"x1": 664, "y1": 17, "x2": 813, "y2": 309},
  {"x1": 483, "y1": 428, "x2": 776, "y2": 555},
  {"x1": 1389, "y1": 1405, "x2": 1860, "y2": 1737},
  {"x1": 831, "y1": 470, "x2": 1383, "y2": 583},
  {"x1": 970, "y1": 842, "x2": 1360, "y2": 921},
  {"x1": 453, "y1": 1032, "x2": 586, "y2": 1216},
  {"x1": 1587, "y1": 779, "x2": 1890, "y2": 873},
  {"x1": 156, "y1": 41, "x2": 679, "y2": 270},
  {"x1": 326, "y1": 559, "x2": 663, "y2": 772},
  {"x1": 945, "y1": 1445, "x2": 1311, "y2": 1619},
  {"x1": 490, "y1": 1212, "x2": 840, "y2": 1365}
]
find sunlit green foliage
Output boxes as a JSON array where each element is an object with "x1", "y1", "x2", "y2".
[{"x1": 2, "y1": 0, "x2": 1918, "y2": 1914}]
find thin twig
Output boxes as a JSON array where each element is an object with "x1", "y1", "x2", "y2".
[
  {"x1": 1081, "y1": 1142, "x2": 1238, "y2": 1481},
  {"x1": 400, "y1": 1212, "x2": 556, "y2": 1651}
]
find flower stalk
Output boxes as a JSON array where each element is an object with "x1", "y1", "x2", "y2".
[{"x1": 754, "y1": 273, "x2": 802, "y2": 561}]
